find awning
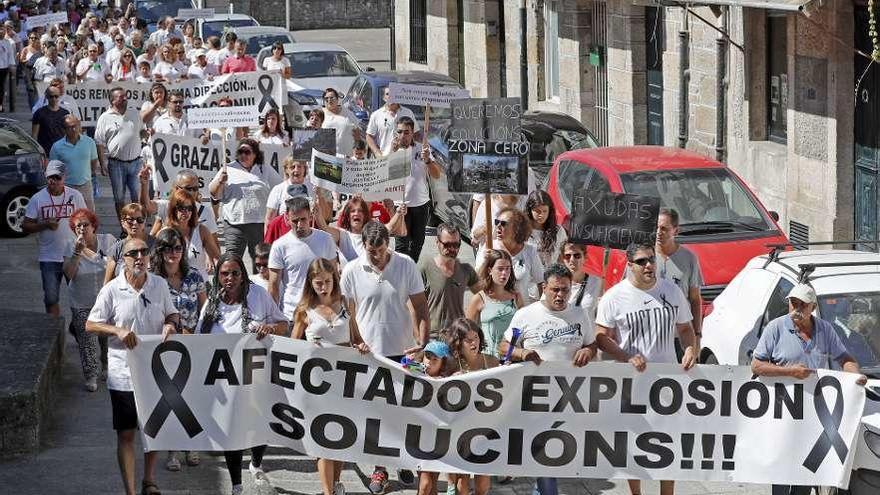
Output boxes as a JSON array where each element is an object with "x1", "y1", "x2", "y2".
[{"x1": 658, "y1": 0, "x2": 815, "y2": 12}]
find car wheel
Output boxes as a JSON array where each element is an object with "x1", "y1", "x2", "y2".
[{"x1": 0, "y1": 189, "x2": 32, "y2": 237}]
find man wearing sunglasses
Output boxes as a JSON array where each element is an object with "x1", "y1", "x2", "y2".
[
  {"x1": 49, "y1": 115, "x2": 99, "y2": 211},
  {"x1": 419, "y1": 223, "x2": 479, "y2": 338},
  {"x1": 86, "y1": 236, "x2": 180, "y2": 495},
  {"x1": 31, "y1": 85, "x2": 69, "y2": 155},
  {"x1": 595, "y1": 242, "x2": 697, "y2": 495},
  {"x1": 22, "y1": 160, "x2": 87, "y2": 317}
]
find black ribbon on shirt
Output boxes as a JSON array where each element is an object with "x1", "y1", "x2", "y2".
[
  {"x1": 257, "y1": 75, "x2": 278, "y2": 113},
  {"x1": 141, "y1": 294, "x2": 151, "y2": 307},
  {"x1": 143, "y1": 340, "x2": 204, "y2": 438},
  {"x1": 152, "y1": 137, "x2": 169, "y2": 183},
  {"x1": 802, "y1": 375, "x2": 849, "y2": 472}
]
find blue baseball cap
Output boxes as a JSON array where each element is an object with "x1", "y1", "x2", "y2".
[{"x1": 424, "y1": 340, "x2": 450, "y2": 359}]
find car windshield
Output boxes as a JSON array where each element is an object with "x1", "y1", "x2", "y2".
[
  {"x1": 819, "y1": 292, "x2": 880, "y2": 370},
  {"x1": 289, "y1": 51, "x2": 360, "y2": 78},
  {"x1": 620, "y1": 168, "x2": 773, "y2": 235},
  {"x1": 137, "y1": 0, "x2": 192, "y2": 23},
  {"x1": 245, "y1": 35, "x2": 291, "y2": 55},
  {"x1": 202, "y1": 20, "x2": 258, "y2": 40},
  {"x1": 0, "y1": 125, "x2": 41, "y2": 156}
]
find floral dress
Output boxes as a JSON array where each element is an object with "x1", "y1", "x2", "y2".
[{"x1": 168, "y1": 267, "x2": 206, "y2": 332}]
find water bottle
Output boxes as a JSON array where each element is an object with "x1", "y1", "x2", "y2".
[{"x1": 501, "y1": 328, "x2": 522, "y2": 365}]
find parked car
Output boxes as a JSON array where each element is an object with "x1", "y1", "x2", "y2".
[
  {"x1": 0, "y1": 119, "x2": 47, "y2": 236},
  {"x1": 699, "y1": 247, "x2": 880, "y2": 494},
  {"x1": 429, "y1": 111, "x2": 599, "y2": 238},
  {"x1": 136, "y1": 0, "x2": 194, "y2": 33},
  {"x1": 547, "y1": 146, "x2": 789, "y2": 308},
  {"x1": 232, "y1": 26, "x2": 297, "y2": 56},
  {"x1": 194, "y1": 13, "x2": 260, "y2": 41}
]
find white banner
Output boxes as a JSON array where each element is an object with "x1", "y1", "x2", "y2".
[
  {"x1": 177, "y1": 8, "x2": 215, "y2": 18},
  {"x1": 26, "y1": 12, "x2": 68, "y2": 30},
  {"x1": 149, "y1": 133, "x2": 285, "y2": 198},
  {"x1": 310, "y1": 149, "x2": 408, "y2": 201},
  {"x1": 388, "y1": 82, "x2": 470, "y2": 109},
  {"x1": 129, "y1": 334, "x2": 869, "y2": 487},
  {"x1": 43, "y1": 72, "x2": 285, "y2": 127},
  {"x1": 187, "y1": 105, "x2": 260, "y2": 129}
]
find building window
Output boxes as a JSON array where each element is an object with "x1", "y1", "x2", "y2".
[
  {"x1": 767, "y1": 14, "x2": 788, "y2": 143},
  {"x1": 410, "y1": 0, "x2": 428, "y2": 64},
  {"x1": 544, "y1": 0, "x2": 560, "y2": 100}
]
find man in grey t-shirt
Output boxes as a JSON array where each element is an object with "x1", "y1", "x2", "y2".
[{"x1": 655, "y1": 208, "x2": 704, "y2": 344}]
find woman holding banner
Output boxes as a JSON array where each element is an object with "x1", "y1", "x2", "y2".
[{"x1": 197, "y1": 253, "x2": 288, "y2": 495}]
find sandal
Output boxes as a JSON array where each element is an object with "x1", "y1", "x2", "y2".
[
  {"x1": 141, "y1": 480, "x2": 161, "y2": 495},
  {"x1": 185, "y1": 451, "x2": 200, "y2": 466},
  {"x1": 165, "y1": 453, "x2": 181, "y2": 471}
]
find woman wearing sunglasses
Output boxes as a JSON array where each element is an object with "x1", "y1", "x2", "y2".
[
  {"x1": 111, "y1": 47, "x2": 137, "y2": 81},
  {"x1": 559, "y1": 241, "x2": 601, "y2": 324},
  {"x1": 475, "y1": 207, "x2": 544, "y2": 305},
  {"x1": 161, "y1": 189, "x2": 220, "y2": 281},
  {"x1": 261, "y1": 42, "x2": 291, "y2": 79},
  {"x1": 104, "y1": 202, "x2": 154, "y2": 284},
  {"x1": 62, "y1": 208, "x2": 116, "y2": 392},
  {"x1": 18, "y1": 31, "x2": 43, "y2": 106}
]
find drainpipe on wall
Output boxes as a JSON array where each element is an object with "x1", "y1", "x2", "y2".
[
  {"x1": 715, "y1": 7, "x2": 728, "y2": 162},
  {"x1": 390, "y1": 0, "x2": 396, "y2": 70},
  {"x1": 678, "y1": 7, "x2": 690, "y2": 149},
  {"x1": 520, "y1": 0, "x2": 529, "y2": 109}
]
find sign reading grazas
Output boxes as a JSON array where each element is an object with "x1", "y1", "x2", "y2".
[{"x1": 567, "y1": 192, "x2": 661, "y2": 249}]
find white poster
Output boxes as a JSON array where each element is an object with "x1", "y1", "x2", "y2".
[
  {"x1": 26, "y1": 12, "x2": 68, "y2": 30},
  {"x1": 41, "y1": 72, "x2": 285, "y2": 127},
  {"x1": 177, "y1": 8, "x2": 215, "y2": 19},
  {"x1": 128, "y1": 334, "x2": 870, "y2": 488},
  {"x1": 388, "y1": 82, "x2": 470, "y2": 109},
  {"x1": 310, "y1": 149, "x2": 409, "y2": 201},
  {"x1": 187, "y1": 105, "x2": 260, "y2": 129}
]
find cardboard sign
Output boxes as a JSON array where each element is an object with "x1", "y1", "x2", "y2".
[
  {"x1": 26, "y1": 12, "x2": 68, "y2": 30},
  {"x1": 449, "y1": 97, "x2": 523, "y2": 142},
  {"x1": 310, "y1": 149, "x2": 409, "y2": 201},
  {"x1": 187, "y1": 105, "x2": 260, "y2": 129},
  {"x1": 177, "y1": 8, "x2": 215, "y2": 19},
  {"x1": 290, "y1": 128, "x2": 336, "y2": 161},
  {"x1": 387, "y1": 83, "x2": 470, "y2": 109},
  {"x1": 567, "y1": 192, "x2": 661, "y2": 249}
]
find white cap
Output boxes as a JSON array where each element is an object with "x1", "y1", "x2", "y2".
[{"x1": 786, "y1": 284, "x2": 817, "y2": 305}]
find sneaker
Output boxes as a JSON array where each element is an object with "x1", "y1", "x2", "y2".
[
  {"x1": 185, "y1": 451, "x2": 200, "y2": 466},
  {"x1": 166, "y1": 453, "x2": 181, "y2": 471},
  {"x1": 249, "y1": 462, "x2": 271, "y2": 487},
  {"x1": 368, "y1": 468, "x2": 389, "y2": 494},
  {"x1": 397, "y1": 469, "x2": 416, "y2": 487},
  {"x1": 333, "y1": 481, "x2": 346, "y2": 495},
  {"x1": 85, "y1": 377, "x2": 98, "y2": 392}
]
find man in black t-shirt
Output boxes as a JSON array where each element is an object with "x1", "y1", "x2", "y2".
[{"x1": 31, "y1": 86, "x2": 69, "y2": 154}]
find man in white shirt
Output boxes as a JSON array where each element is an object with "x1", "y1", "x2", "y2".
[
  {"x1": 268, "y1": 197, "x2": 338, "y2": 317},
  {"x1": 104, "y1": 31, "x2": 126, "y2": 70},
  {"x1": 595, "y1": 242, "x2": 697, "y2": 495},
  {"x1": 366, "y1": 86, "x2": 418, "y2": 156},
  {"x1": 151, "y1": 90, "x2": 201, "y2": 138},
  {"x1": 75, "y1": 43, "x2": 111, "y2": 82},
  {"x1": 186, "y1": 49, "x2": 217, "y2": 80},
  {"x1": 0, "y1": 21, "x2": 15, "y2": 111},
  {"x1": 32, "y1": 44, "x2": 66, "y2": 82},
  {"x1": 86, "y1": 236, "x2": 179, "y2": 495},
  {"x1": 94, "y1": 87, "x2": 145, "y2": 221},
  {"x1": 21, "y1": 160, "x2": 87, "y2": 316}
]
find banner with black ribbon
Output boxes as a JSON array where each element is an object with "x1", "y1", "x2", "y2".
[{"x1": 127, "y1": 334, "x2": 868, "y2": 488}]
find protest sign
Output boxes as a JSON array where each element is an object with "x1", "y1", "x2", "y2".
[
  {"x1": 188, "y1": 105, "x2": 260, "y2": 129},
  {"x1": 388, "y1": 83, "x2": 470, "y2": 109},
  {"x1": 290, "y1": 128, "x2": 336, "y2": 161},
  {"x1": 26, "y1": 12, "x2": 68, "y2": 30},
  {"x1": 42, "y1": 72, "x2": 285, "y2": 127},
  {"x1": 129, "y1": 334, "x2": 868, "y2": 487},
  {"x1": 446, "y1": 97, "x2": 528, "y2": 194},
  {"x1": 150, "y1": 134, "x2": 284, "y2": 198},
  {"x1": 567, "y1": 191, "x2": 661, "y2": 249},
  {"x1": 177, "y1": 8, "x2": 215, "y2": 18},
  {"x1": 311, "y1": 149, "x2": 409, "y2": 201}
]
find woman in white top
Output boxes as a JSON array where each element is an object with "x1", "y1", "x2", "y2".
[
  {"x1": 324, "y1": 196, "x2": 404, "y2": 262},
  {"x1": 139, "y1": 82, "x2": 167, "y2": 127},
  {"x1": 181, "y1": 22, "x2": 196, "y2": 51},
  {"x1": 152, "y1": 43, "x2": 187, "y2": 82},
  {"x1": 475, "y1": 207, "x2": 545, "y2": 304},
  {"x1": 160, "y1": 189, "x2": 221, "y2": 282},
  {"x1": 291, "y1": 259, "x2": 368, "y2": 495},
  {"x1": 264, "y1": 156, "x2": 313, "y2": 231},
  {"x1": 525, "y1": 190, "x2": 567, "y2": 301},
  {"x1": 62, "y1": 208, "x2": 116, "y2": 392},
  {"x1": 261, "y1": 42, "x2": 291, "y2": 78},
  {"x1": 254, "y1": 108, "x2": 289, "y2": 146},
  {"x1": 470, "y1": 194, "x2": 520, "y2": 251},
  {"x1": 196, "y1": 253, "x2": 287, "y2": 495},
  {"x1": 111, "y1": 47, "x2": 137, "y2": 81}
]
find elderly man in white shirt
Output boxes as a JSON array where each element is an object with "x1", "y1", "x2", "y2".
[
  {"x1": 75, "y1": 43, "x2": 112, "y2": 82},
  {"x1": 95, "y1": 87, "x2": 145, "y2": 221}
]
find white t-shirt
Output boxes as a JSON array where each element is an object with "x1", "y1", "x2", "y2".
[
  {"x1": 205, "y1": 48, "x2": 226, "y2": 67},
  {"x1": 187, "y1": 62, "x2": 218, "y2": 80},
  {"x1": 155, "y1": 200, "x2": 218, "y2": 233},
  {"x1": 64, "y1": 233, "x2": 117, "y2": 309},
  {"x1": 266, "y1": 179, "x2": 314, "y2": 214},
  {"x1": 366, "y1": 105, "x2": 418, "y2": 155},
  {"x1": 94, "y1": 107, "x2": 144, "y2": 162},
  {"x1": 262, "y1": 56, "x2": 290, "y2": 72},
  {"x1": 197, "y1": 283, "x2": 287, "y2": 334},
  {"x1": 76, "y1": 56, "x2": 109, "y2": 81},
  {"x1": 340, "y1": 251, "x2": 425, "y2": 356},
  {"x1": 24, "y1": 187, "x2": 87, "y2": 262},
  {"x1": 322, "y1": 107, "x2": 359, "y2": 156},
  {"x1": 504, "y1": 301, "x2": 595, "y2": 362},
  {"x1": 255, "y1": 130, "x2": 290, "y2": 146},
  {"x1": 401, "y1": 146, "x2": 430, "y2": 207},
  {"x1": 268, "y1": 229, "x2": 338, "y2": 316},
  {"x1": 475, "y1": 243, "x2": 545, "y2": 304},
  {"x1": 540, "y1": 275, "x2": 602, "y2": 336},
  {"x1": 596, "y1": 278, "x2": 693, "y2": 364},
  {"x1": 152, "y1": 60, "x2": 186, "y2": 80},
  {"x1": 88, "y1": 272, "x2": 179, "y2": 391},
  {"x1": 304, "y1": 306, "x2": 351, "y2": 344},
  {"x1": 152, "y1": 113, "x2": 199, "y2": 138},
  {"x1": 214, "y1": 162, "x2": 273, "y2": 225}
]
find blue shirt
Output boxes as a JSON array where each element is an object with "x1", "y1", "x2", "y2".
[
  {"x1": 49, "y1": 135, "x2": 98, "y2": 186},
  {"x1": 753, "y1": 314, "x2": 850, "y2": 370}
]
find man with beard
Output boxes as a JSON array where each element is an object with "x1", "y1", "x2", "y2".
[
  {"x1": 86, "y1": 236, "x2": 180, "y2": 495},
  {"x1": 95, "y1": 87, "x2": 144, "y2": 221},
  {"x1": 267, "y1": 196, "x2": 338, "y2": 318}
]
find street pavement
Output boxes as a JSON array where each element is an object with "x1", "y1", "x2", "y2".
[{"x1": 0, "y1": 28, "x2": 769, "y2": 495}]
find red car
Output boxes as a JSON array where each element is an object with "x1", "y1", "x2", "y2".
[{"x1": 547, "y1": 146, "x2": 789, "y2": 310}]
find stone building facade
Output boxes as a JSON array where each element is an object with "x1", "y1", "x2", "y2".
[
  {"x1": 207, "y1": 0, "x2": 392, "y2": 31},
  {"x1": 394, "y1": 0, "x2": 874, "y2": 245}
]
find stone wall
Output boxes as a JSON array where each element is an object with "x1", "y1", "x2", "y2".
[{"x1": 209, "y1": 0, "x2": 392, "y2": 31}]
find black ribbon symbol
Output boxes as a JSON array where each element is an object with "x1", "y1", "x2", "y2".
[
  {"x1": 152, "y1": 138, "x2": 169, "y2": 183},
  {"x1": 140, "y1": 294, "x2": 151, "y2": 307},
  {"x1": 802, "y1": 375, "x2": 848, "y2": 472},
  {"x1": 257, "y1": 75, "x2": 278, "y2": 113},
  {"x1": 143, "y1": 340, "x2": 204, "y2": 439}
]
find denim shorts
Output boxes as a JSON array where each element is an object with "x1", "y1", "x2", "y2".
[
  {"x1": 39, "y1": 261, "x2": 64, "y2": 307},
  {"x1": 108, "y1": 157, "x2": 142, "y2": 205}
]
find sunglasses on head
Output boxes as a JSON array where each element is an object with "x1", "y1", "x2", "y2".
[
  {"x1": 123, "y1": 247, "x2": 150, "y2": 258},
  {"x1": 630, "y1": 256, "x2": 656, "y2": 267}
]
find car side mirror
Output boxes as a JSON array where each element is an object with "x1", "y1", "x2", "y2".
[{"x1": 768, "y1": 210, "x2": 780, "y2": 222}]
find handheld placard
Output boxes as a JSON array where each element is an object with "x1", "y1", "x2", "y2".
[{"x1": 501, "y1": 328, "x2": 522, "y2": 365}]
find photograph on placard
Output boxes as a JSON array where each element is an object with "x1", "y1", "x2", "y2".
[
  {"x1": 314, "y1": 154, "x2": 343, "y2": 184},
  {"x1": 291, "y1": 128, "x2": 336, "y2": 160}
]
